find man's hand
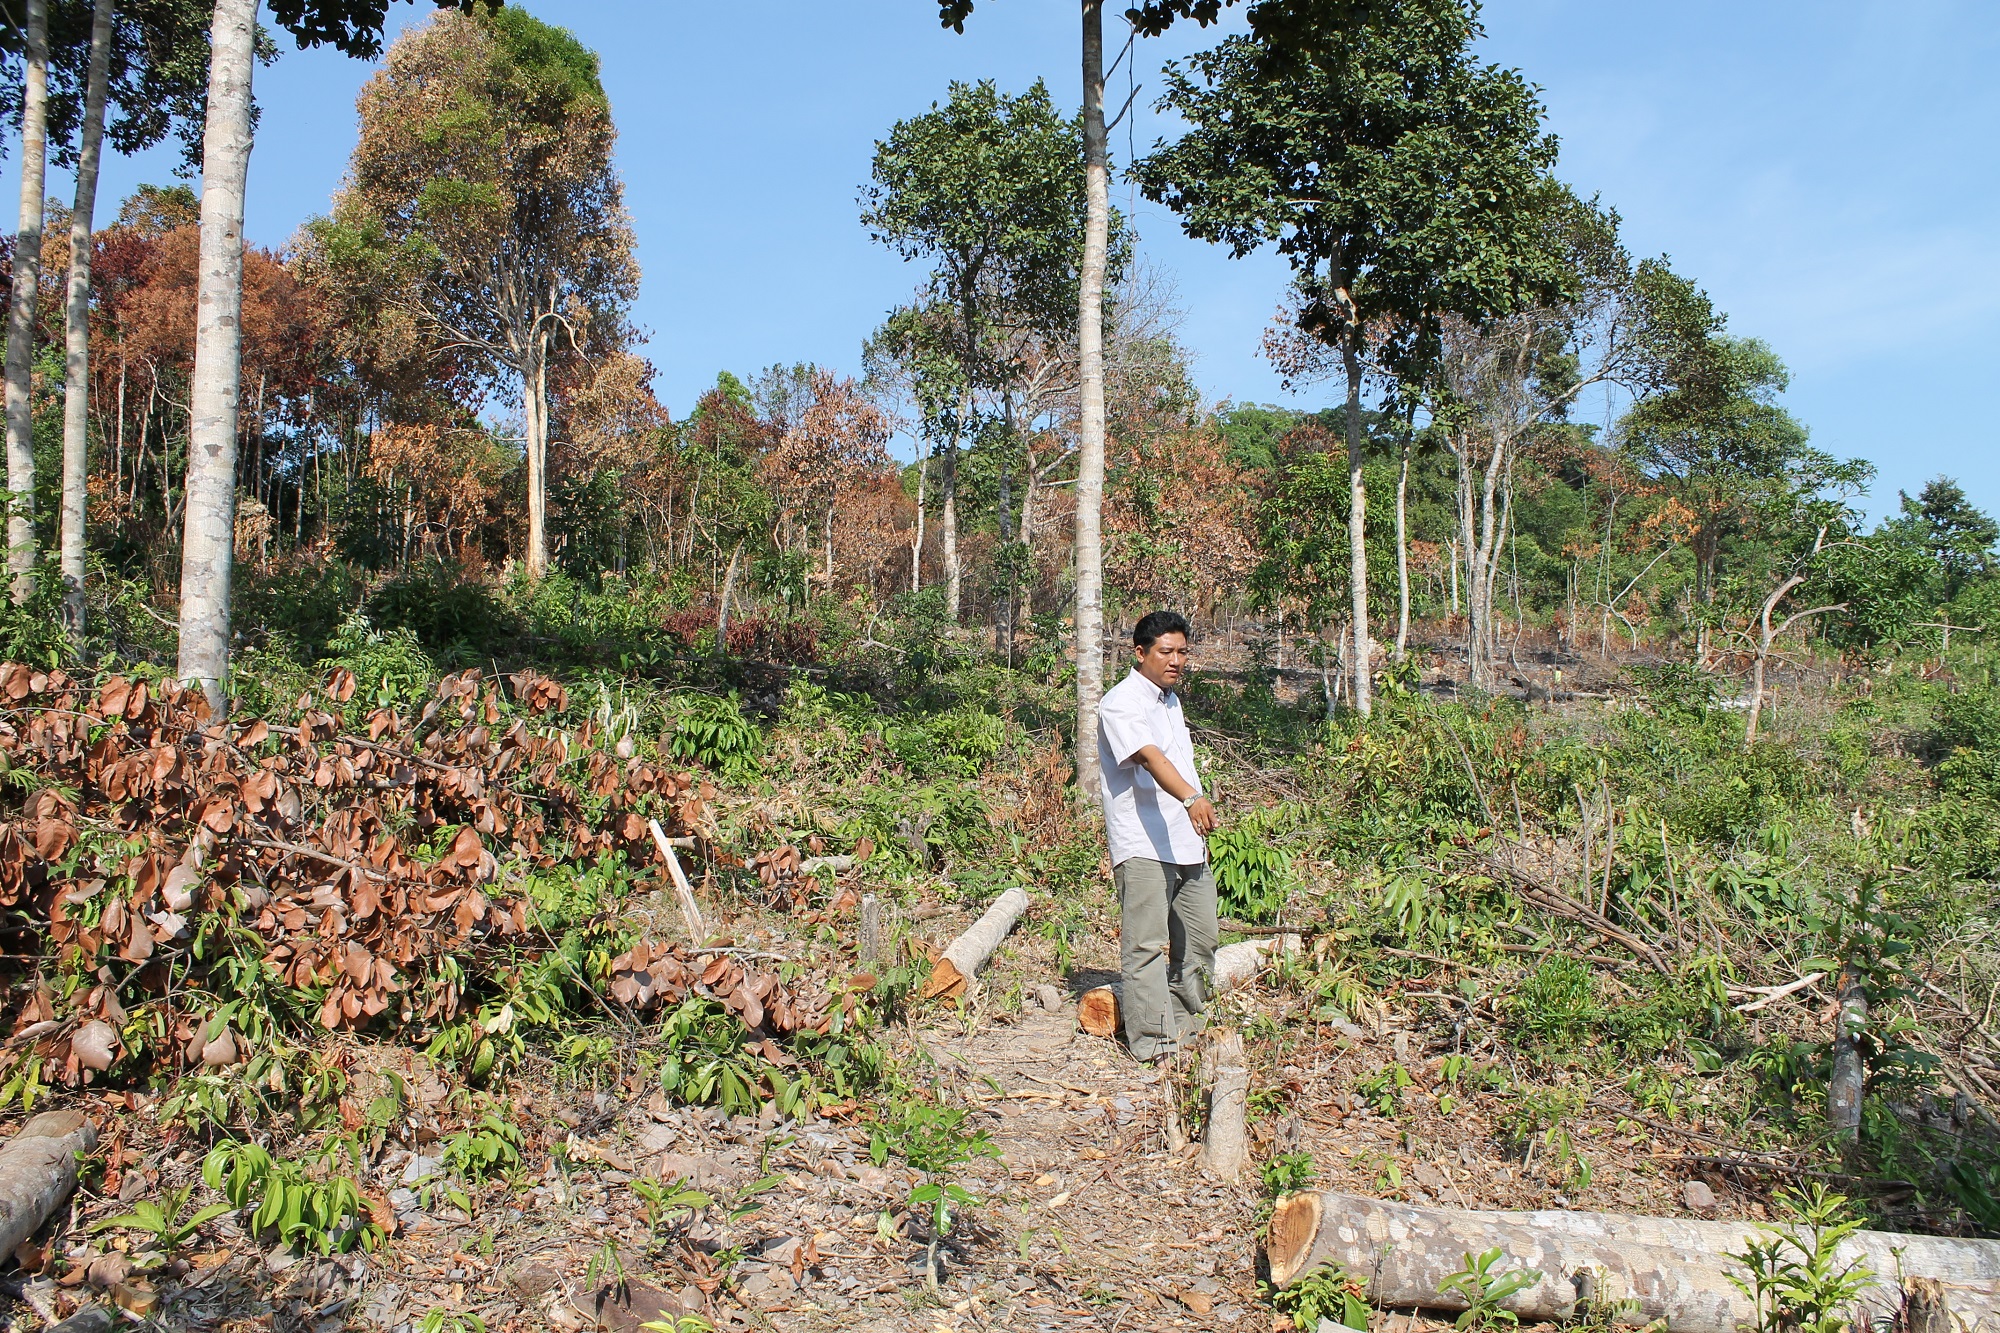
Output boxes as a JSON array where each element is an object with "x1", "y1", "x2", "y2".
[
  {"x1": 1186, "y1": 796, "x2": 1218, "y2": 835},
  {"x1": 1131, "y1": 744, "x2": 1218, "y2": 835}
]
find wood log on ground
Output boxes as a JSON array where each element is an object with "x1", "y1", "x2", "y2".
[
  {"x1": 0, "y1": 1110, "x2": 98, "y2": 1258},
  {"x1": 1199, "y1": 1029, "x2": 1248, "y2": 1181},
  {"x1": 918, "y1": 885, "x2": 1030, "y2": 1000},
  {"x1": 1214, "y1": 932, "x2": 1300, "y2": 991},
  {"x1": 1076, "y1": 934, "x2": 1300, "y2": 1039},
  {"x1": 1265, "y1": 1192, "x2": 2000, "y2": 1333}
]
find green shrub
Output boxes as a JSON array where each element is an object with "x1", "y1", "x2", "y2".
[
  {"x1": 1209, "y1": 819, "x2": 1292, "y2": 923},
  {"x1": 318, "y1": 613, "x2": 437, "y2": 708},
  {"x1": 370, "y1": 558, "x2": 519, "y2": 657},
  {"x1": 1505, "y1": 957, "x2": 1601, "y2": 1049},
  {"x1": 665, "y1": 692, "x2": 760, "y2": 779}
]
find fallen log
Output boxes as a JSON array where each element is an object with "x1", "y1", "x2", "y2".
[
  {"x1": 919, "y1": 886, "x2": 1030, "y2": 1000},
  {"x1": 1265, "y1": 1192, "x2": 2000, "y2": 1333},
  {"x1": 1076, "y1": 934, "x2": 1300, "y2": 1039},
  {"x1": 1077, "y1": 986, "x2": 1120, "y2": 1038},
  {"x1": 0, "y1": 1110, "x2": 99, "y2": 1258}
]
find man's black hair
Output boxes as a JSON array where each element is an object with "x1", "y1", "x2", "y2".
[{"x1": 1133, "y1": 610, "x2": 1192, "y2": 649}]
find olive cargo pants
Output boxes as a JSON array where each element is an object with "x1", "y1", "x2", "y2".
[{"x1": 1114, "y1": 856, "x2": 1218, "y2": 1061}]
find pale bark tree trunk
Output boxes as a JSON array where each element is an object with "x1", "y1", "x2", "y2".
[
  {"x1": 1266, "y1": 1192, "x2": 2000, "y2": 1333},
  {"x1": 1827, "y1": 966, "x2": 1866, "y2": 1140},
  {"x1": 1743, "y1": 568, "x2": 1842, "y2": 750},
  {"x1": 4, "y1": 0, "x2": 50, "y2": 603},
  {"x1": 522, "y1": 339, "x2": 550, "y2": 579},
  {"x1": 1074, "y1": 0, "x2": 1111, "y2": 804},
  {"x1": 716, "y1": 538, "x2": 742, "y2": 644},
  {"x1": 1018, "y1": 459, "x2": 1039, "y2": 626},
  {"x1": 910, "y1": 449, "x2": 925, "y2": 592},
  {"x1": 1393, "y1": 436, "x2": 1411, "y2": 661},
  {"x1": 1458, "y1": 424, "x2": 1511, "y2": 691},
  {"x1": 175, "y1": 0, "x2": 258, "y2": 708},
  {"x1": 941, "y1": 441, "x2": 959, "y2": 619},
  {"x1": 1341, "y1": 342, "x2": 1371, "y2": 715},
  {"x1": 58, "y1": 0, "x2": 115, "y2": 634},
  {"x1": 0, "y1": 1112, "x2": 98, "y2": 1260},
  {"x1": 1198, "y1": 1029, "x2": 1248, "y2": 1181}
]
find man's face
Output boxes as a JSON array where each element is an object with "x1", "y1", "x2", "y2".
[{"x1": 1135, "y1": 631, "x2": 1191, "y2": 691}]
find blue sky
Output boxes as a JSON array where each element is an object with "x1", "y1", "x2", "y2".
[{"x1": 11, "y1": 0, "x2": 1996, "y2": 522}]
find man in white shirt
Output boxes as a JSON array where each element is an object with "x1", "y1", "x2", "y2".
[{"x1": 1097, "y1": 610, "x2": 1218, "y2": 1062}]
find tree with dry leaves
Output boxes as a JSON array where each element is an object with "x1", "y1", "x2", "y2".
[{"x1": 312, "y1": 6, "x2": 638, "y2": 582}]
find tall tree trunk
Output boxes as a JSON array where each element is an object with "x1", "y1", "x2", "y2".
[
  {"x1": 174, "y1": 0, "x2": 258, "y2": 707},
  {"x1": 716, "y1": 538, "x2": 743, "y2": 645},
  {"x1": 58, "y1": 0, "x2": 114, "y2": 634},
  {"x1": 1340, "y1": 341, "x2": 1371, "y2": 716},
  {"x1": 910, "y1": 449, "x2": 925, "y2": 592},
  {"x1": 1074, "y1": 0, "x2": 1110, "y2": 804},
  {"x1": 4, "y1": 0, "x2": 50, "y2": 603},
  {"x1": 1019, "y1": 460, "x2": 1038, "y2": 625},
  {"x1": 523, "y1": 338, "x2": 550, "y2": 579},
  {"x1": 1461, "y1": 425, "x2": 1510, "y2": 691},
  {"x1": 995, "y1": 408, "x2": 1013, "y2": 659},
  {"x1": 1393, "y1": 435, "x2": 1411, "y2": 661},
  {"x1": 941, "y1": 442, "x2": 960, "y2": 621},
  {"x1": 112, "y1": 352, "x2": 125, "y2": 504}
]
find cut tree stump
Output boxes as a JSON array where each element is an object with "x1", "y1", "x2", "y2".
[
  {"x1": 0, "y1": 1110, "x2": 98, "y2": 1259},
  {"x1": 1199, "y1": 1029, "x2": 1248, "y2": 1181},
  {"x1": 1828, "y1": 967, "x2": 1867, "y2": 1139},
  {"x1": 1265, "y1": 1192, "x2": 2000, "y2": 1333},
  {"x1": 918, "y1": 885, "x2": 1030, "y2": 1000},
  {"x1": 647, "y1": 819, "x2": 707, "y2": 943},
  {"x1": 1076, "y1": 934, "x2": 1299, "y2": 1039}
]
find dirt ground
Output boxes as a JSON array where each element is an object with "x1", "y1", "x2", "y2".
[{"x1": 0, "y1": 870, "x2": 1820, "y2": 1333}]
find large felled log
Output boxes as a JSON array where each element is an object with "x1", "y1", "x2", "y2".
[
  {"x1": 1266, "y1": 1192, "x2": 2000, "y2": 1333},
  {"x1": 0, "y1": 1110, "x2": 98, "y2": 1258},
  {"x1": 919, "y1": 886, "x2": 1030, "y2": 1000},
  {"x1": 1076, "y1": 934, "x2": 1300, "y2": 1038}
]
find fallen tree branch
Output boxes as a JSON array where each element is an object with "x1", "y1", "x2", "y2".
[
  {"x1": 1728, "y1": 971, "x2": 1825, "y2": 1012},
  {"x1": 1483, "y1": 857, "x2": 1672, "y2": 974}
]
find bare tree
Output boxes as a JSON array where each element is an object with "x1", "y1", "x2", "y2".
[
  {"x1": 175, "y1": 0, "x2": 256, "y2": 705},
  {"x1": 5, "y1": 0, "x2": 50, "y2": 602},
  {"x1": 58, "y1": 0, "x2": 115, "y2": 633}
]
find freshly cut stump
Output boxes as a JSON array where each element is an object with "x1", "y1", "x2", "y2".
[
  {"x1": 0, "y1": 1110, "x2": 98, "y2": 1258},
  {"x1": 1199, "y1": 1029, "x2": 1248, "y2": 1181},
  {"x1": 919, "y1": 885, "x2": 1030, "y2": 1000},
  {"x1": 1076, "y1": 934, "x2": 1299, "y2": 1039},
  {"x1": 1264, "y1": 1192, "x2": 2000, "y2": 1333}
]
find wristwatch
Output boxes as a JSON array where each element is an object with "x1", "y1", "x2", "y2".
[{"x1": 1181, "y1": 794, "x2": 1201, "y2": 810}]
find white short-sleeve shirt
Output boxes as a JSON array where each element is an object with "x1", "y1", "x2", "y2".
[{"x1": 1098, "y1": 668, "x2": 1207, "y2": 867}]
